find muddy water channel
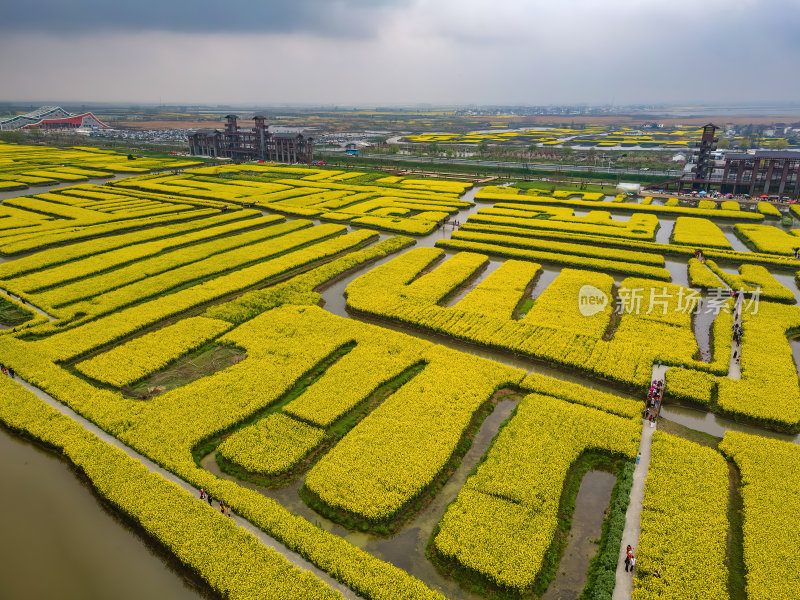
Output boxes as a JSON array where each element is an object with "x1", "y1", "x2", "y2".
[
  {"x1": 542, "y1": 472, "x2": 616, "y2": 600},
  {"x1": 0, "y1": 426, "x2": 210, "y2": 600}
]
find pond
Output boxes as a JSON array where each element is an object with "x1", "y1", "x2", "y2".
[{"x1": 0, "y1": 425, "x2": 212, "y2": 600}]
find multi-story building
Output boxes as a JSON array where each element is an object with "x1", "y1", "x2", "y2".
[
  {"x1": 674, "y1": 124, "x2": 800, "y2": 197},
  {"x1": 719, "y1": 151, "x2": 800, "y2": 197},
  {"x1": 188, "y1": 115, "x2": 314, "y2": 164}
]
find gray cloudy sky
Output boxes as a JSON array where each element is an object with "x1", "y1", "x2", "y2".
[{"x1": 1, "y1": 0, "x2": 798, "y2": 105}]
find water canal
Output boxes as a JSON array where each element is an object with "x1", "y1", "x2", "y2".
[{"x1": 0, "y1": 425, "x2": 211, "y2": 600}]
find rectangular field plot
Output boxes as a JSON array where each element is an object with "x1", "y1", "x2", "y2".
[
  {"x1": 0, "y1": 141, "x2": 202, "y2": 191},
  {"x1": 107, "y1": 165, "x2": 474, "y2": 235},
  {"x1": 75, "y1": 316, "x2": 232, "y2": 387}
]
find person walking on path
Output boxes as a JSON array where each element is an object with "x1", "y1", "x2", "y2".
[
  {"x1": 636, "y1": 452, "x2": 641, "y2": 465},
  {"x1": 200, "y1": 488, "x2": 205, "y2": 500}
]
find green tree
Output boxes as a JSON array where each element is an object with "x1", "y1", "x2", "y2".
[
  {"x1": 767, "y1": 138, "x2": 789, "y2": 149},
  {"x1": 738, "y1": 137, "x2": 751, "y2": 150},
  {"x1": 0, "y1": 130, "x2": 24, "y2": 143},
  {"x1": 477, "y1": 141, "x2": 489, "y2": 157},
  {"x1": 716, "y1": 137, "x2": 730, "y2": 149}
]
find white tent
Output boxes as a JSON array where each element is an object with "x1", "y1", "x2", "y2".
[{"x1": 616, "y1": 182, "x2": 641, "y2": 194}]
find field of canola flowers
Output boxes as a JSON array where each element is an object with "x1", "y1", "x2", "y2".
[
  {"x1": 0, "y1": 141, "x2": 202, "y2": 191},
  {"x1": 1, "y1": 140, "x2": 799, "y2": 600}
]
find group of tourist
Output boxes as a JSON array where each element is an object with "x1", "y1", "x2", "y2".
[
  {"x1": 0, "y1": 363, "x2": 15, "y2": 378},
  {"x1": 731, "y1": 325, "x2": 743, "y2": 364},
  {"x1": 644, "y1": 379, "x2": 662, "y2": 423},
  {"x1": 731, "y1": 293, "x2": 743, "y2": 364},
  {"x1": 623, "y1": 545, "x2": 663, "y2": 579},
  {"x1": 624, "y1": 545, "x2": 637, "y2": 573},
  {"x1": 3, "y1": 291, "x2": 28, "y2": 306},
  {"x1": 439, "y1": 217, "x2": 461, "y2": 228},
  {"x1": 199, "y1": 488, "x2": 233, "y2": 518}
]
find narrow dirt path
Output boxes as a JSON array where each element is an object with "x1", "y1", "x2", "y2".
[
  {"x1": 612, "y1": 362, "x2": 667, "y2": 600},
  {"x1": 0, "y1": 286, "x2": 57, "y2": 321},
  {"x1": 728, "y1": 293, "x2": 743, "y2": 379}
]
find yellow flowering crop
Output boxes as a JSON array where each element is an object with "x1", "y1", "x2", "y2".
[
  {"x1": 75, "y1": 316, "x2": 232, "y2": 387},
  {"x1": 519, "y1": 372, "x2": 642, "y2": 419},
  {"x1": 633, "y1": 433, "x2": 729, "y2": 600},
  {"x1": 521, "y1": 268, "x2": 614, "y2": 337},
  {"x1": 0, "y1": 210, "x2": 258, "y2": 278},
  {"x1": 720, "y1": 431, "x2": 800, "y2": 600},
  {"x1": 218, "y1": 413, "x2": 325, "y2": 475},
  {"x1": 59, "y1": 223, "x2": 348, "y2": 320},
  {"x1": 347, "y1": 249, "x2": 705, "y2": 391},
  {"x1": 717, "y1": 301, "x2": 800, "y2": 427},
  {"x1": 757, "y1": 201, "x2": 782, "y2": 218},
  {"x1": 664, "y1": 367, "x2": 716, "y2": 405},
  {"x1": 454, "y1": 259, "x2": 541, "y2": 319},
  {"x1": 436, "y1": 238, "x2": 671, "y2": 279},
  {"x1": 0, "y1": 376, "x2": 342, "y2": 600},
  {"x1": 283, "y1": 341, "x2": 422, "y2": 428},
  {"x1": 734, "y1": 223, "x2": 800, "y2": 255},
  {"x1": 688, "y1": 258, "x2": 725, "y2": 289},
  {"x1": 0, "y1": 208, "x2": 218, "y2": 255},
  {"x1": 32, "y1": 220, "x2": 308, "y2": 311},
  {"x1": 670, "y1": 216, "x2": 732, "y2": 249},
  {"x1": 305, "y1": 346, "x2": 524, "y2": 521},
  {"x1": 475, "y1": 188, "x2": 763, "y2": 221},
  {"x1": 449, "y1": 229, "x2": 666, "y2": 266},
  {"x1": 38, "y1": 230, "x2": 377, "y2": 361},
  {"x1": 434, "y1": 394, "x2": 639, "y2": 591},
  {"x1": 701, "y1": 260, "x2": 795, "y2": 303},
  {"x1": 4, "y1": 214, "x2": 287, "y2": 296},
  {"x1": 470, "y1": 207, "x2": 658, "y2": 240}
]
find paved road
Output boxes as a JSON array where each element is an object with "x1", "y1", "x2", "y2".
[
  {"x1": 320, "y1": 153, "x2": 681, "y2": 178},
  {"x1": 612, "y1": 363, "x2": 668, "y2": 600}
]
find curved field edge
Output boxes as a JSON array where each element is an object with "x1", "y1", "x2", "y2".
[
  {"x1": 0, "y1": 376, "x2": 343, "y2": 600},
  {"x1": 299, "y1": 387, "x2": 525, "y2": 536},
  {"x1": 426, "y1": 449, "x2": 629, "y2": 599},
  {"x1": 211, "y1": 362, "x2": 427, "y2": 491}
]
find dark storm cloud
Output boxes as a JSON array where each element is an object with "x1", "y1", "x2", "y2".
[
  {"x1": 1, "y1": 0, "x2": 799, "y2": 105},
  {"x1": 0, "y1": 0, "x2": 407, "y2": 37}
]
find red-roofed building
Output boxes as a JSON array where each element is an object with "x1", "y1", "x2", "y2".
[{"x1": 22, "y1": 112, "x2": 108, "y2": 130}]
